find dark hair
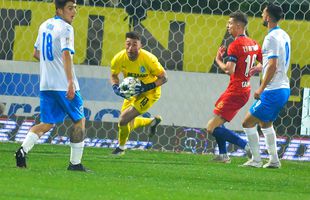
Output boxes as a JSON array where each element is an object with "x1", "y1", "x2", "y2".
[
  {"x1": 229, "y1": 11, "x2": 248, "y2": 26},
  {"x1": 266, "y1": 3, "x2": 283, "y2": 22},
  {"x1": 125, "y1": 31, "x2": 141, "y2": 40},
  {"x1": 55, "y1": 0, "x2": 76, "y2": 9}
]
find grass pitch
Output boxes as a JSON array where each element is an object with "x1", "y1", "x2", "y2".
[{"x1": 0, "y1": 142, "x2": 309, "y2": 200}]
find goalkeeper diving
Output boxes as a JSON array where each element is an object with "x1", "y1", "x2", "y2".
[{"x1": 110, "y1": 31, "x2": 168, "y2": 155}]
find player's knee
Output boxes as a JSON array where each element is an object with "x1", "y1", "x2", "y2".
[
  {"x1": 70, "y1": 126, "x2": 85, "y2": 143},
  {"x1": 242, "y1": 120, "x2": 252, "y2": 128},
  {"x1": 205, "y1": 125, "x2": 214, "y2": 135},
  {"x1": 119, "y1": 117, "x2": 130, "y2": 126},
  {"x1": 242, "y1": 121, "x2": 247, "y2": 128}
]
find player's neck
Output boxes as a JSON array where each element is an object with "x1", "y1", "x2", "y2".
[
  {"x1": 268, "y1": 23, "x2": 278, "y2": 31},
  {"x1": 234, "y1": 32, "x2": 246, "y2": 39}
]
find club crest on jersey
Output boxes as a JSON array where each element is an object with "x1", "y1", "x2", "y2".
[{"x1": 140, "y1": 66, "x2": 146, "y2": 73}]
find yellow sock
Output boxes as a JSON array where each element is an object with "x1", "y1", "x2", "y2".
[
  {"x1": 118, "y1": 124, "x2": 130, "y2": 146},
  {"x1": 132, "y1": 117, "x2": 153, "y2": 130}
]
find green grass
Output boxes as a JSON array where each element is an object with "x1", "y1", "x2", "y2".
[{"x1": 1, "y1": 142, "x2": 310, "y2": 200}]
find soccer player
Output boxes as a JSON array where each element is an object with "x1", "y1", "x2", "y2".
[
  {"x1": 242, "y1": 3, "x2": 291, "y2": 168},
  {"x1": 110, "y1": 31, "x2": 168, "y2": 155},
  {"x1": 15, "y1": 0, "x2": 89, "y2": 171},
  {"x1": 206, "y1": 11, "x2": 262, "y2": 163}
]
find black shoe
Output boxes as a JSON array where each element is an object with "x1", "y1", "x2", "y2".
[
  {"x1": 15, "y1": 147, "x2": 27, "y2": 168},
  {"x1": 149, "y1": 116, "x2": 162, "y2": 138},
  {"x1": 67, "y1": 163, "x2": 90, "y2": 172},
  {"x1": 112, "y1": 147, "x2": 125, "y2": 156}
]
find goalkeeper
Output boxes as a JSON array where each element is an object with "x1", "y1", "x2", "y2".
[{"x1": 110, "y1": 31, "x2": 168, "y2": 155}]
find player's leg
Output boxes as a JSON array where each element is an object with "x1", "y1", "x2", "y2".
[
  {"x1": 209, "y1": 93, "x2": 251, "y2": 161},
  {"x1": 67, "y1": 117, "x2": 89, "y2": 171},
  {"x1": 0, "y1": 102, "x2": 5, "y2": 116},
  {"x1": 113, "y1": 105, "x2": 141, "y2": 155},
  {"x1": 241, "y1": 112, "x2": 262, "y2": 167},
  {"x1": 259, "y1": 88, "x2": 290, "y2": 168},
  {"x1": 260, "y1": 123, "x2": 281, "y2": 168},
  {"x1": 15, "y1": 123, "x2": 54, "y2": 168},
  {"x1": 130, "y1": 95, "x2": 161, "y2": 138},
  {"x1": 206, "y1": 115, "x2": 230, "y2": 163},
  {"x1": 15, "y1": 91, "x2": 59, "y2": 168},
  {"x1": 56, "y1": 91, "x2": 89, "y2": 171}
]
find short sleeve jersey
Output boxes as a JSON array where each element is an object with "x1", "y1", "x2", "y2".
[
  {"x1": 34, "y1": 16, "x2": 79, "y2": 91},
  {"x1": 111, "y1": 49, "x2": 165, "y2": 94},
  {"x1": 262, "y1": 27, "x2": 291, "y2": 90}
]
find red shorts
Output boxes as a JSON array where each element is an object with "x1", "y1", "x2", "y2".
[{"x1": 213, "y1": 91, "x2": 250, "y2": 122}]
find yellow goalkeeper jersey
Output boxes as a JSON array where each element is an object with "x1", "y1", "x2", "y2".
[{"x1": 111, "y1": 49, "x2": 165, "y2": 95}]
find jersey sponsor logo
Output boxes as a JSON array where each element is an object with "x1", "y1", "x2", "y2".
[{"x1": 127, "y1": 72, "x2": 148, "y2": 78}]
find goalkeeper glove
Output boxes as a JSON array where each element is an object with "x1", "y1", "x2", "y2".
[
  {"x1": 135, "y1": 81, "x2": 156, "y2": 94},
  {"x1": 112, "y1": 84, "x2": 126, "y2": 98}
]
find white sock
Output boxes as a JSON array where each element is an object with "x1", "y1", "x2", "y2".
[
  {"x1": 244, "y1": 127, "x2": 261, "y2": 162},
  {"x1": 150, "y1": 118, "x2": 156, "y2": 126},
  {"x1": 261, "y1": 126, "x2": 279, "y2": 163},
  {"x1": 70, "y1": 141, "x2": 84, "y2": 165},
  {"x1": 118, "y1": 145, "x2": 125, "y2": 150},
  {"x1": 21, "y1": 132, "x2": 39, "y2": 153}
]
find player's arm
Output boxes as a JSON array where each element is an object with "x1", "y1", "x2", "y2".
[
  {"x1": 249, "y1": 43, "x2": 263, "y2": 76},
  {"x1": 153, "y1": 70, "x2": 168, "y2": 87},
  {"x1": 254, "y1": 58, "x2": 277, "y2": 99},
  {"x1": 110, "y1": 73, "x2": 120, "y2": 85},
  {"x1": 33, "y1": 48, "x2": 40, "y2": 60},
  {"x1": 63, "y1": 50, "x2": 75, "y2": 100},
  {"x1": 135, "y1": 57, "x2": 168, "y2": 94},
  {"x1": 215, "y1": 46, "x2": 235, "y2": 75},
  {"x1": 249, "y1": 62, "x2": 262, "y2": 76}
]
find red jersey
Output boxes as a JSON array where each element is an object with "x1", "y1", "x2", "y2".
[
  {"x1": 226, "y1": 35, "x2": 262, "y2": 93},
  {"x1": 213, "y1": 35, "x2": 262, "y2": 121}
]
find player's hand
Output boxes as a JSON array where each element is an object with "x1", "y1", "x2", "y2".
[
  {"x1": 216, "y1": 46, "x2": 226, "y2": 61},
  {"x1": 254, "y1": 87, "x2": 263, "y2": 100},
  {"x1": 135, "y1": 81, "x2": 156, "y2": 95},
  {"x1": 67, "y1": 81, "x2": 75, "y2": 100},
  {"x1": 249, "y1": 65, "x2": 263, "y2": 76},
  {"x1": 112, "y1": 84, "x2": 127, "y2": 99}
]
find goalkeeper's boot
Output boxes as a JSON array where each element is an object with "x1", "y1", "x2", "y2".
[
  {"x1": 67, "y1": 163, "x2": 90, "y2": 172},
  {"x1": 263, "y1": 160, "x2": 281, "y2": 169},
  {"x1": 149, "y1": 116, "x2": 162, "y2": 138},
  {"x1": 241, "y1": 159, "x2": 263, "y2": 168},
  {"x1": 15, "y1": 147, "x2": 27, "y2": 168},
  {"x1": 112, "y1": 147, "x2": 125, "y2": 156},
  {"x1": 212, "y1": 154, "x2": 231, "y2": 164}
]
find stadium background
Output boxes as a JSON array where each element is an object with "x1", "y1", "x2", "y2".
[{"x1": 0, "y1": 0, "x2": 309, "y2": 160}]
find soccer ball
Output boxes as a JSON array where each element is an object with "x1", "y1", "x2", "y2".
[{"x1": 119, "y1": 77, "x2": 141, "y2": 98}]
